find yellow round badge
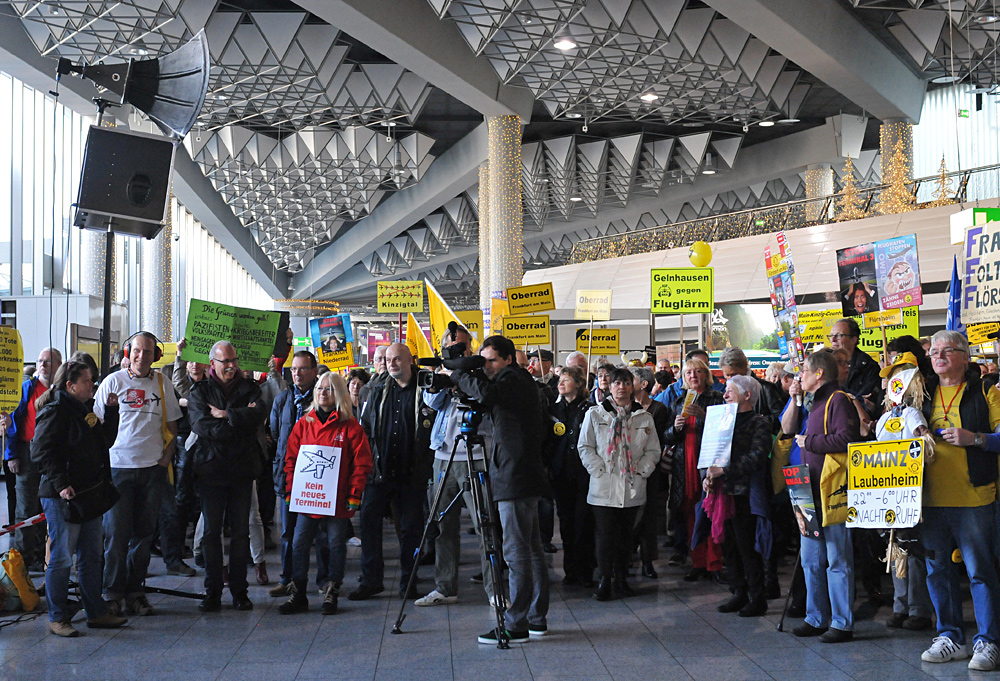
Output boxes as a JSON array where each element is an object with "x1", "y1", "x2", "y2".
[
  {"x1": 553, "y1": 422, "x2": 566, "y2": 436},
  {"x1": 885, "y1": 417, "x2": 903, "y2": 434},
  {"x1": 885, "y1": 509, "x2": 896, "y2": 525},
  {"x1": 85, "y1": 413, "x2": 100, "y2": 428}
]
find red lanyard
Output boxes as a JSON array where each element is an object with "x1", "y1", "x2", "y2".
[{"x1": 938, "y1": 382, "x2": 964, "y2": 425}]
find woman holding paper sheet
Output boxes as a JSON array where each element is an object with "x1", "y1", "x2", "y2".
[
  {"x1": 578, "y1": 368, "x2": 661, "y2": 601},
  {"x1": 662, "y1": 358, "x2": 725, "y2": 581},
  {"x1": 280, "y1": 372, "x2": 372, "y2": 615}
]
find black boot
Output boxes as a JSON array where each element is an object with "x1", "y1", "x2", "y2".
[
  {"x1": 717, "y1": 592, "x2": 749, "y2": 613},
  {"x1": 616, "y1": 574, "x2": 636, "y2": 598},
  {"x1": 278, "y1": 583, "x2": 308, "y2": 615},
  {"x1": 738, "y1": 597, "x2": 768, "y2": 617},
  {"x1": 322, "y1": 581, "x2": 340, "y2": 615},
  {"x1": 593, "y1": 577, "x2": 614, "y2": 602}
]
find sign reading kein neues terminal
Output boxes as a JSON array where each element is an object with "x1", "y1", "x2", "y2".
[
  {"x1": 575, "y1": 289, "x2": 613, "y2": 320},
  {"x1": 376, "y1": 281, "x2": 424, "y2": 313},
  {"x1": 506, "y1": 282, "x2": 556, "y2": 315},
  {"x1": 650, "y1": 268, "x2": 714, "y2": 314},
  {"x1": 501, "y1": 314, "x2": 551, "y2": 346},
  {"x1": 846, "y1": 438, "x2": 924, "y2": 529}
]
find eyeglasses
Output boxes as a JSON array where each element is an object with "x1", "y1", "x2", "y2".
[
  {"x1": 929, "y1": 348, "x2": 966, "y2": 359},
  {"x1": 212, "y1": 357, "x2": 238, "y2": 365},
  {"x1": 828, "y1": 333, "x2": 853, "y2": 341}
]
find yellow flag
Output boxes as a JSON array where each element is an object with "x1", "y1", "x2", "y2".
[
  {"x1": 405, "y1": 313, "x2": 434, "y2": 360},
  {"x1": 426, "y1": 280, "x2": 478, "y2": 350}
]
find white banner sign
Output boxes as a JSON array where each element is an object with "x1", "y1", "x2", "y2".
[
  {"x1": 697, "y1": 403, "x2": 737, "y2": 469},
  {"x1": 289, "y1": 444, "x2": 341, "y2": 516}
]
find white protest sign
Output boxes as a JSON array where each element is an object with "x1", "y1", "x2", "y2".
[
  {"x1": 289, "y1": 444, "x2": 342, "y2": 516},
  {"x1": 697, "y1": 403, "x2": 737, "y2": 469}
]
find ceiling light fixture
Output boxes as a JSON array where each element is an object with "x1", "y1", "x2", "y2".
[
  {"x1": 566, "y1": 112, "x2": 582, "y2": 118},
  {"x1": 758, "y1": 120, "x2": 775, "y2": 127},
  {"x1": 975, "y1": 15, "x2": 1000, "y2": 23},
  {"x1": 128, "y1": 47, "x2": 149, "y2": 56},
  {"x1": 682, "y1": 122, "x2": 704, "y2": 128},
  {"x1": 569, "y1": 196, "x2": 583, "y2": 202},
  {"x1": 640, "y1": 93, "x2": 659, "y2": 102},
  {"x1": 554, "y1": 39, "x2": 577, "y2": 50},
  {"x1": 702, "y1": 169, "x2": 716, "y2": 175},
  {"x1": 777, "y1": 118, "x2": 800, "y2": 124},
  {"x1": 931, "y1": 75, "x2": 961, "y2": 84}
]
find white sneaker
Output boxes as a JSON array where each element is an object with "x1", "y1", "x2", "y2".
[
  {"x1": 347, "y1": 537, "x2": 361, "y2": 547},
  {"x1": 970, "y1": 640, "x2": 1000, "y2": 671},
  {"x1": 414, "y1": 589, "x2": 458, "y2": 606},
  {"x1": 922, "y1": 636, "x2": 969, "y2": 663}
]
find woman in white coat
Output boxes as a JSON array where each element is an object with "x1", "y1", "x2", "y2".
[{"x1": 578, "y1": 367, "x2": 661, "y2": 601}]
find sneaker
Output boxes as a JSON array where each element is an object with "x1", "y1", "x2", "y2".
[
  {"x1": 268, "y1": 582, "x2": 292, "y2": 598},
  {"x1": 104, "y1": 599, "x2": 124, "y2": 617},
  {"x1": 278, "y1": 587, "x2": 308, "y2": 615},
  {"x1": 49, "y1": 620, "x2": 79, "y2": 637},
  {"x1": 970, "y1": 641, "x2": 1000, "y2": 671},
  {"x1": 528, "y1": 624, "x2": 548, "y2": 637},
  {"x1": 166, "y1": 561, "x2": 197, "y2": 577},
  {"x1": 478, "y1": 628, "x2": 529, "y2": 645},
  {"x1": 322, "y1": 582, "x2": 340, "y2": 616},
  {"x1": 922, "y1": 636, "x2": 969, "y2": 663},
  {"x1": 86, "y1": 613, "x2": 127, "y2": 629},
  {"x1": 126, "y1": 594, "x2": 154, "y2": 616},
  {"x1": 348, "y1": 537, "x2": 361, "y2": 547},
  {"x1": 415, "y1": 589, "x2": 458, "y2": 607}
]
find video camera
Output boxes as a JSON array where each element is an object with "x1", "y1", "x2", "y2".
[{"x1": 416, "y1": 323, "x2": 487, "y2": 433}]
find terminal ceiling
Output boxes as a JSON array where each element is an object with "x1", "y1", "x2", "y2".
[{"x1": 3, "y1": 0, "x2": 983, "y2": 306}]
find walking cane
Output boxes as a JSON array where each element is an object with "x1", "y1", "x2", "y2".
[{"x1": 776, "y1": 548, "x2": 802, "y2": 633}]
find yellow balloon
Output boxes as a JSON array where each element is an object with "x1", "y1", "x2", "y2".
[{"x1": 688, "y1": 241, "x2": 712, "y2": 267}]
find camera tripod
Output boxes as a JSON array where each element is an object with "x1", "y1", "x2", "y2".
[{"x1": 391, "y1": 422, "x2": 509, "y2": 649}]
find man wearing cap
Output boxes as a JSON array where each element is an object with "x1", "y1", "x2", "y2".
[{"x1": 528, "y1": 349, "x2": 559, "y2": 392}]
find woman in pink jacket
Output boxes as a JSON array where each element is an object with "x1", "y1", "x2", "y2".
[{"x1": 279, "y1": 372, "x2": 372, "y2": 615}]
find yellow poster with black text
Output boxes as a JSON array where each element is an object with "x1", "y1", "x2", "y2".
[
  {"x1": 501, "y1": 315, "x2": 551, "y2": 346},
  {"x1": 846, "y1": 438, "x2": 923, "y2": 529},
  {"x1": 799, "y1": 307, "x2": 918, "y2": 356},
  {"x1": 575, "y1": 289, "x2": 613, "y2": 321},
  {"x1": 318, "y1": 343, "x2": 354, "y2": 370},
  {"x1": 506, "y1": 282, "x2": 555, "y2": 315},
  {"x1": 650, "y1": 268, "x2": 713, "y2": 314},
  {"x1": 490, "y1": 298, "x2": 509, "y2": 336},
  {"x1": 575, "y1": 328, "x2": 619, "y2": 354},
  {"x1": 456, "y1": 310, "x2": 484, "y2": 346},
  {"x1": 968, "y1": 322, "x2": 1000, "y2": 345},
  {"x1": 0, "y1": 326, "x2": 23, "y2": 413},
  {"x1": 376, "y1": 281, "x2": 424, "y2": 313}
]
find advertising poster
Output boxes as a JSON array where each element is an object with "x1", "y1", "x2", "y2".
[
  {"x1": 288, "y1": 444, "x2": 342, "y2": 516},
  {"x1": 697, "y1": 403, "x2": 737, "y2": 469},
  {"x1": 875, "y1": 235, "x2": 922, "y2": 309},
  {"x1": 180, "y1": 299, "x2": 282, "y2": 372},
  {"x1": 837, "y1": 243, "x2": 880, "y2": 317},
  {"x1": 0, "y1": 327, "x2": 23, "y2": 413},
  {"x1": 783, "y1": 465, "x2": 821, "y2": 538},
  {"x1": 367, "y1": 330, "x2": 392, "y2": 362},
  {"x1": 846, "y1": 438, "x2": 924, "y2": 529},
  {"x1": 310, "y1": 314, "x2": 355, "y2": 368}
]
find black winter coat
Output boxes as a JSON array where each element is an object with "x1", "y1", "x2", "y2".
[
  {"x1": 451, "y1": 365, "x2": 550, "y2": 502},
  {"x1": 359, "y1": 374, "x2": 434, "y2": 487},
  {"x1": 546, "y1": 396, "x2": 590, "y2": 480},
  {"x1": 721, "y1": 410, "x2": 772, "y2": 496},
  {"x1": 31, "y1": 390, "x2": 118, "y2": 500},
  {"x1": 188, "y1": 375, "x2": 266, "y2": 485},
  {"x1": 662, "y1": 388, "x2": 725, "y2": 511}
]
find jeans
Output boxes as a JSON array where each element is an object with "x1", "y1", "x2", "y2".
[
  {"x1": 923, "y1": 505, "x2": 1000, "y2": 645},
  {"x1": 103, "y1": 466, "x2": 165, "y2": 599},
  {"x1": 280, "y1": 501, "x2": 329, "y2": 587},
  {"x1": 291, "y1": 515, "x2": 351, "y2": 589},
  {"x1": 592, "y1": 505, "x2": 639, "y2": 583},
  {"x1": 358, "y1": 482, "x2": 425, "y2": 591},
  {"x1": 430, "y1": 458, "x2": 494, "y2": 598},
  {"x1": 801, "y1": 521, "x2": 854, "y2": 632},
  {"x1": 42, "y1": 497, "x2": 108, "y2": 623},
  {"x1": 538, "y1": 497, "x2": 554, "y2": 545},
  {"x1": 198, "y1": 480, "x2": 253, "y2": 597},
  {"x1": 497, "y1": 497, "x2": 549, "y2": 632},
  {"x1": 14, "y1": 454, "x2": 44, "y2": 564},
  {"x1": 552, "y1": 469, "x2": 595, "y2": 582},
  {"x1": 722, "y1": 495, "x2": 765, "y2": 601}
]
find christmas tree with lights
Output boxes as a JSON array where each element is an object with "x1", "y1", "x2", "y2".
[
  {"x1": 877, "y1": 137, "x2": 915, "y2": 215},
  {"x1": 928, "y1": 156, "x2": 955, "y2": 207},
  {"x1": 836, "y1": 156, "x2": 866, "y2": 221}
]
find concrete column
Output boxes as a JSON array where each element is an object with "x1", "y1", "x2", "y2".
[
  {"x1": 141, "y1": 208, "x2": 173, "y2": 339},
  {"x1": 486, "y1": 115, "x2": 523, "y2": 301},
  {"x1": 804, "y1": 163, "x2": 834, "y2": 222},
  {"x1": 478, "y1": 161, "x2": 491, "y2": 320}
]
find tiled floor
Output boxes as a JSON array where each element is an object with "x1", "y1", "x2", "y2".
[{"x1": 0, "y1": 503, "x2": 985, "y2": 681}]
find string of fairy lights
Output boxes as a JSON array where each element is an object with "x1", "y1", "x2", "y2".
[{"x1": 479, "y1": 162, "x2": 491, "y2": 312}]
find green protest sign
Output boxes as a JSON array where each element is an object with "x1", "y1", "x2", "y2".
[{"x1": 180, "y1": 298, "x2": 281, "y2": 372}]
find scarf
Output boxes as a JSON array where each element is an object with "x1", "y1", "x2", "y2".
[
  {"x1": 605, "y1": 400, "x2": 636, "y2": 486},
  {"x1": 209, "y1": 365, "x2": 241, "y2": 398},
  {"x1": 293, "y1": 384, "x2": 313, "y2": 420}
]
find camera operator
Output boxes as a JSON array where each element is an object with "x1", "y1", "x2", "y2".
[
  {"x1": 449, "y1": 335, "x2": 550, "y2": 645},
  {"x1": 414, "y1": 325, "x2": 496, "y2": 607}
]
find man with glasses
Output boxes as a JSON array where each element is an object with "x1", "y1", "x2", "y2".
[
  {"x1": 917, "y1": 331, "x2": 1000, "y2": 671},
  {"x1": 95, "y1": 333, "x2": 181, "y2": 616},
  {"x1": 827, "y1": 319, "x2": 880, "y2": 401},
  {"x1": 187, "y1": 341, "x2": 267, "y2": 612}
]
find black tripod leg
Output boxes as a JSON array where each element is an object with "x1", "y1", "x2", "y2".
[
  {"x1": 466, "y1": 436, "x2": 509, "y2": 649},
  {"x1": 777, "y1": 549, "x2": 802, "y2": 633}
]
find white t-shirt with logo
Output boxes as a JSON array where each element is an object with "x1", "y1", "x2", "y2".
[{"x1": 95, "y1": 369, "x2": 182, "y2": 469}]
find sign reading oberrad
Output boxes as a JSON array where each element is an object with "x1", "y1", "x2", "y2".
[
  {"x1": 846, "y1": 438, "x2": 924, "y2": 529},
  {"x1": 501, "y1": 314, "x2": 551, "y2": 346},
  {"x1": 506, "y1": 282, "x2": 555, "y2": 315},
  {"x1": 575, "y1": 289, "x2": 613, "y2": 321},
  {"x1": 575, "y1": 328, "x2": 619, "y2": 354},
  {"x1": 650, "y1": 268, "x2": 713, "y2": 314}
]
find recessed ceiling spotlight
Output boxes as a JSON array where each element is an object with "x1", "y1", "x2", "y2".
[
  {"x1": 554, "y1": 39, "x2": 577, "y2": 50},
  {"x1": 525, "y1": 18, "x2": 533, "y2": 24},
  {"x1": 128, "y1": 47, "x2": 149, "y2": 56},
  {"x1": 215, "y1": 94, "x2": 228, "y2": 101},
  {"x1": 702, "y1": 169, "x2": 716, "y2": 175},
  {"x1": 566, "y1": 112, "x2": 582, "y2": 118},
  {"x1": 381, "y1": 120, "x2": 396, "y2": 127},
  {"x1": 49, "y1": 6, "x2": 59, "y2": 14},
  {"x1": 569, "y1": 196, "x2": 583, "y2": 202},
  {"x1": 931, "y1": 75, "x2": 961, "y2": 84},
  {"x1": 975, "y1": 14, "x2": 1000, "y2": 23},
  {"x1": 682, "y1": 122, "x2": 704, "y2": 128},
  {"x1": 758, "y1": 120, "x2": 775, "y2": 127},
  {"x1": 640, "y1": 93, "x2": 659, "y2": 102},
  {"x1": 777, "y1": 118, "x2": 800, "y2": 124}
]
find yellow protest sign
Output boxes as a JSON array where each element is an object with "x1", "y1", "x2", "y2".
[
  {"x1": 0, "y1": 327, "x2": 23, "y2": 413},
  {"x1": 152, "y1": 342, "x2": 177, "y2": 369},
  {"x1": 490, "y1": 298, "x2": 509, "y2": 336},
  {"x1": 575, "y1": 289, "x2": 613, "y2": 321},
  {"x1": 377, "y1": 281, "x2": 424, "y2": 313},
  {"x1": 650, "y1": 268, "x2": 713, "y2": 314},
  {"x1": 862, "y1": 309, "x2": 903, "y2": 330},
  {"x1": 798, "y1": 307, "x2": 919, "y2": 355},
  {"x1": 575, "y1": 328, "x2": 619, "y2": 354},
  {"x1": 798, "y1": 309, "x2": 841, "y2": 344},
  {"x1": 506, "y1": 282, "x2": 555, "y2": 315},
  {"x1": 456, "y1": 310, "x2": 484, "y2": 344},
  {"x1": 968, "y1": 322, "x2": 1000, "y2": 345},
  {"x1": 319, "y1": 343, "x2": 355, "y2": 369},
  {"x1": 501, "y1": 315, "x2": 551, "y2": 346},
  {"x1": 846, "y1": 438, "x2": 924, "y2": 529}
]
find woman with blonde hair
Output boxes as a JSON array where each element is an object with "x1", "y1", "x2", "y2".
[{"x1": 280, "y1": 371, "x2": 372, "y2": 615}]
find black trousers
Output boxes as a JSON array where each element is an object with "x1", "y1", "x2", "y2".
[
  {"x1": 634, "y1": 469, "x2": 661, "y2": 564},
  {"x1": 593, "y1": 505, "x2": 639, "y2": 581},
  {"x1": 198, "y1": 480, "x2": 253, "y2": 598},
  {"x1": 723, "y1": 494, "x2": 765, "y2": 600},
  {"x1": 552, "y1": 469, "x2": 595, "y2": 581}
]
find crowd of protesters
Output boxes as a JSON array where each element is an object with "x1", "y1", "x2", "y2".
[{"x1": 4, "y1": 321, "x2": 1000, "y2": 671}]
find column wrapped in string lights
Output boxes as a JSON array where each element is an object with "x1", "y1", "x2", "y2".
[
  {"x1": 878, "y1": 119, "x2": 915, "y2": 215},
  {"x1": 80, "y1": 231, "x2": 115, "y2": 301},
  {"x1": 486, "y1": 115, "x2": 523, "y2": 301},
  {"x1": 140, "y1": 194, "x2": 173, "y2": 340},
  {"x1": 478, "y1": 161, "x2": 491, "y2": 316},
  {"x1": 880, "y1": 119, "x2": 913, "y2": 181},
  {"x1": 804, "y1": 164, "x2": 834, "y2": 222}
]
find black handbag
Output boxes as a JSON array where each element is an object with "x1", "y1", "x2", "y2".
[{"x1": 62, "y1": 478, "x2": 119, "y2": 524}]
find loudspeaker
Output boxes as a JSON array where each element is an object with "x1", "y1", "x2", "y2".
[{"x1": 74, "y1": 125, "x2": 176, "y2": 239}]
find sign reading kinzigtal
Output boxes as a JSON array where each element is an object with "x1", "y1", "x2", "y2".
[
  {"x1": 501, "y1": 315, "x2": 551, "y2": 345},
  {"x1": 846, "y1": 438, "x2": 923, "y2": 529},
  {"x1": 376, "y1": 281, "x2": 423, "y2": 313},
  {"x1": 506, "y1": 282, "x2": 555, "y2": 314},
  {"x1": 180, "y1": 299, "x2": 281, "y2": 373},
  {"x1": 650, "y1": 268, "x2": 713, "y2": 314}
]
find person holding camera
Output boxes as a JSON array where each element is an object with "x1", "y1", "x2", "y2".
[
  {"x1": 415, "y1": 325, "x2": 496, "y2": 607},
  {"x1": 450, "y1": 335, "x2": 550, "y2": 645}
]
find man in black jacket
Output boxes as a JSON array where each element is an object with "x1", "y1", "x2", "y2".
[
  {"x1": 829, "y1": 318, "x2": 880, "y2": 400},
  {"x1": 451, "y1": 335, "x2": 551, "y2": 645},
  {"x1": 188, "y1": 340, "x2": 266, "y2": 613},
  {"x1": 352, "y1": 343, "x2": 435, "y2": 600}
]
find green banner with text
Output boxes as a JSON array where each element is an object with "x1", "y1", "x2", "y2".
[{"x1": 180, "y1": 298, "x2": 281, "y2": 372}]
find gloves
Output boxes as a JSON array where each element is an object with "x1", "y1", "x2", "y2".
[{"x1": 347, "y1": 495, "x2": 361, "y2": 511}]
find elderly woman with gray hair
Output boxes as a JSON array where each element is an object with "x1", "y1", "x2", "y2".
[{"x1": 703, "y1": 374, "x2": 773, "y2": 617}]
